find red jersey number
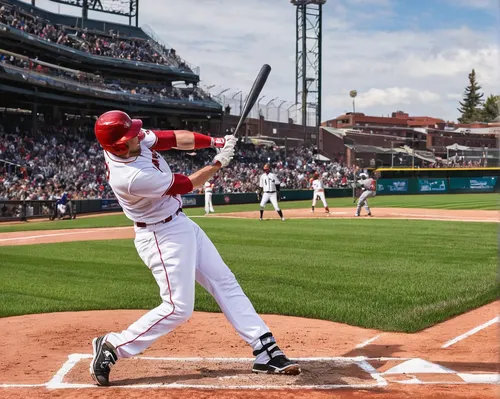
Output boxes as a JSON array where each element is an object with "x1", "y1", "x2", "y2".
[{"x1": 152, "y1": 151, "x2": 162, "y2": 172}]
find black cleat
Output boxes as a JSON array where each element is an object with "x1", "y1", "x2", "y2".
[
  {"x1": 90, "y1": 336, "x2": 117, "y2": 386},
  {"x1": 252, "y1": 333, "x2": 301, "y2": 375},
  {"x1": 253, "y1": 354, "x2": 301, "y2": 375}
]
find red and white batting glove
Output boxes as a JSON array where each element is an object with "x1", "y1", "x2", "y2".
[
  {"x1": 211, "y1": 134, "x2": 236, "y2": 148},
  {"x1": 213, "y1": 136, "x2": 237, "y2": 168}
]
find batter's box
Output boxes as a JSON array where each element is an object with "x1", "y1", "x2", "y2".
[{"x1": 48, "y1": 355, "x2": 387, "y2": 389}]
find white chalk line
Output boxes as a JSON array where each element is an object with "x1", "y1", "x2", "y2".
[
  {"x1": 355, "y1": 334, "x2": 383, "y2": 349},
  {"x1": 46, "y1": 353, "x2": 86, "y2": 389},
  {"x1": 0, "y1": 226, "x2": 132, "y2": 242},
  {"x1": 355, "y1": 359, "x2": 388, "y2": 387},
  {"x1": 441, "y1": 316, "x2": 500, "y2": 348},
  {"x1": 3, "y1": 355, "x2": 498, "y2": 389}
]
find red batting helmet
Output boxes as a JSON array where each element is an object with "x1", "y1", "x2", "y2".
[{"x1": 95, "y1": 110, "x2": 143, "y2": 155}]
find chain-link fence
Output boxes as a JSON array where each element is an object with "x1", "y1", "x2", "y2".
[{"x1": 205, "y1": 88, "x2": 318, "y2": 126}]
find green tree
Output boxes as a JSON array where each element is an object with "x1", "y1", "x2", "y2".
[
  {"x1": 457, "y1": 69, "x2": 484, "y2": 123},
  {"x1": 480, "y1": 94, "x2": 500, "y2": 122}
]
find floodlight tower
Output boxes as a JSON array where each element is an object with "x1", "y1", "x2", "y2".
[{"x1": 291, "y1": 0, "x2": 326, "y2": 143}]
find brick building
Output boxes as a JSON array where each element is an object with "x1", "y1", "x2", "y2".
[{"x1": 319, "y1": 111, "x2": 499, "y2": 167}]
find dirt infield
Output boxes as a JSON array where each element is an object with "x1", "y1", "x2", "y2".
[
  {"x1": 214, "y1": 207, "x2": 500, "y2": 223},
  {"x1": 0, "y1": 207, "x2": 498, "y2": 398}
]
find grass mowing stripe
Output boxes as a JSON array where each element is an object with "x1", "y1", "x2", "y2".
[
  {"x1": 0, "y1": 218, "x2": 497, "y2": 332},
  {"x1": 0, "y1": 193, "x2": 498, "y2": 233}
]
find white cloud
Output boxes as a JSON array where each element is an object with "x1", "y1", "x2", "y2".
[
  {"x1": 19, "y1": 0, "x2": 500, "y2": 122},
  {"x1": 357, "y1": 87, "x2": 441, "y2": 107},
  {"x1": 445, "y1": 0, "x2": 498, "y2": 10}
]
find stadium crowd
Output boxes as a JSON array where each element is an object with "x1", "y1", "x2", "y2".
[
  {"x1": 0, "y1": 0, "x2": 192, "y2": 72},
  {"x1": 0, "y1": 51, "x2": 208, "y2": 103},
  {"x1": 0, "y1": 123, "x2": 361, "y2": 202}
]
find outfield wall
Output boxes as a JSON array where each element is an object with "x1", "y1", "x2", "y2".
[{"x1": 1, "y1": 176, "x2": 498, "y2": 222}]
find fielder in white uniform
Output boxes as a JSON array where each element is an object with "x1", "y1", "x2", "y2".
[
  {"x1": 258, "y1": 164, "x2": 285, "y2": 221},
  {"x1": 204, "y1": 181, "x2": 215, "y2": 215},
  {"x1": 310, "y1": 172, "x2": 330, "y2": 214},
  {"x1": 355, "y1": 173, "x2": 376, "y2": 216},
  {"x1": 90, "y1": 110, "x2": 300, "y2": 386}
]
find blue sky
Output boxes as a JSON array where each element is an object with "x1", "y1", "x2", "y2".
[{"x1": 20, "y1": 0, "x2": 499, "y2": 122}]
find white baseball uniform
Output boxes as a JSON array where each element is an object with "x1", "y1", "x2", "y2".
[
  {"x1": 204, "y1": 181, "x2": 215, "y2": 214},
  {"x1": 356, "y1": 178, "x2": 376, "y2": 215},
  {"x1": 311, "y1": 178, "x2": 328, "y2": 208},
  {"x1": 102, "y1": 129, "x2": 269, "y2": 358},
  {"x1": 259, "y1": 172, "x2": 281, "y2": 211}
]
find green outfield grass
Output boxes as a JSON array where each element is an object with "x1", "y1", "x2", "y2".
[
  {"x1": 0, "y1": 217, "x2": 497, "y2": 332},
  {"x1": 0, "y1": 193, "x2": 497, "y2": 233}
]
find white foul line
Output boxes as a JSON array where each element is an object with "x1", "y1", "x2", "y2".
[
  {"x1": 355, "y1": 334, "x2": 383, "y2": 349},
  {"x1": 0, "y1": 227, "x2": 132, "y2": 243},
  {"x1": 441, "y1": 316, "x2": 500, "y2": 348}
]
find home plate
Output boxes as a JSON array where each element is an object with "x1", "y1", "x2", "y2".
[{"x1": 63, "y1": 357, "x2": 382, "y2": 389}]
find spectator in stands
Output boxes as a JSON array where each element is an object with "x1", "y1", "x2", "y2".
[{"x1": 0, "y1": 1, "x2": 193, "y2": 72}]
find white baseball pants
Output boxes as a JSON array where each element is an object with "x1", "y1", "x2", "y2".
[
  {"x1": 312, "y1": 191, "x2": 328, "y2": 208},
  {"x1": 260, "y1": 192, "x2": 280, "y2": 211},
  {"x1": 105, "y1": 213, "x2": 270, "y2": 358},
  {"x1": 204, "y1": 193, "x2": 214, "y2": 214},
  {"x1": 356, "y1": 190, "x2": 376, "y2": 214}
]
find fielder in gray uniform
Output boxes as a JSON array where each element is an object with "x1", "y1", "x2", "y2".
[{"x1": 355, "y1": 173, "x2": 376, "y2": 216}]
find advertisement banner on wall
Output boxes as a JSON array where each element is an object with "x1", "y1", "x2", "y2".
[
  {"x1": 181, "y1": 195, "x2": 198, "y2": 207},
  {"x1": 376, "y1": 179, "x2": 409, "y2": 194},
  {"x1": 418, "y1": 179, "x2": 447, "y2": 193},
  {"x1": 101, "y1": 199, "x2": 122, "y2": 210},
  {"x1": 449, "y1": 177, "x2": 497, "y2": 192}
]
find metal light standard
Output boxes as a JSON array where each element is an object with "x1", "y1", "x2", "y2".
[
  {"x1": 350, "y1": 90, "x2": 357, "y2": 127},
  {"x1": 349, "y1": 90, "x2": 358, "y2": 202}
]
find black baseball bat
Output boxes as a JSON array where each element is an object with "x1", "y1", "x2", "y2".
[{"x1": 233, "y1": 64, "x2": 272, "y2": 137}]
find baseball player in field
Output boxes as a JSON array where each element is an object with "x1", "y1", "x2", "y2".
[
  {"x1": 203, "y1": 181, "x2": 215, "y2": 215},
  {"x1": 90, "y1": 110, "x2": 300, "y2": 386},
  {"x1": 258, "y1": 164, "x2": 285, "y2": 221},
  {"x1": 310, "y1": 171, "x2": 330, "y2": 214},
  {"x1": 355, "y1": 173, "x2": 376, "y2": 216}
]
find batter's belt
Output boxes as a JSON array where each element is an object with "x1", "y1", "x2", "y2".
[{"x1": 135, "y1": 208, "x2": 182, "y2": 228}]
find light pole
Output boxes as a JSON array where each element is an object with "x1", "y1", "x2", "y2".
[
  {"x1": 350, "y1": 90, "x2": 357, "y2": 127},
  {"x1": 266, "y1": 97, "x2": 278, "y2": 120}
]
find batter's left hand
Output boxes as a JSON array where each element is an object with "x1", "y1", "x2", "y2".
[{"x1": 212, "y1": 135, "x2": 236, "y2": 148}]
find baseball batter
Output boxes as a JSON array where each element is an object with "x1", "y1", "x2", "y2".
[
  {"x1": 89, "y1": 111, "x2": 300, "y2": 386},
  {"x1": 204, "y1": 181, "x2": 215, "y2": 215},
  {"x1": 310, "y1": 172, "x2": 330, "y2": 214},
  {"x1": 258, "y1": 164, "x2": 285, "y2": 221},
  {"x1": 355, "y1": 173, "x2": 376, "y2": 216}
]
